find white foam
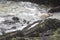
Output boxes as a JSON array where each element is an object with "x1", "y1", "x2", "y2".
[{"x1": 0, "y1": 1, "x2": 52, "y2": 35}]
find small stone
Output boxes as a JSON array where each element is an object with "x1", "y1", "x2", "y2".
[
  {"x1": 12, "y1": 17, "x2": 20, "y2": 22},
  {"x1": 27, "y1": 21, "x2": 29, "y2": 24},
  {"x1": 3, "y1": 20, "x2": 15, "y2": 25},
  {"x1": 11, "y1": 26, "x2": 16, "y2": 29},
  {"x1": 23, "y1": 20, "x2": 26, "y2": 24},
  {"x1": 21, "y1": 24, "x2": 23, "y2": 26}
]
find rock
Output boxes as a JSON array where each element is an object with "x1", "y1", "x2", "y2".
[
  {"x1": 11, "y1": 26, "x2": 16, "y2": 29},
  {"x1": 23, "y1": 18, "x2": 60, "y2": 37},
  {"x1": 12, "y1": 17, "x2": 20, "y2": 22},
  {"x1": 3, "y1": 20, "x2": 15, "y2": 25},
  {"x1": 48, "y1": 7, "x2": 60, "y2": 13},
  {"x1": 27, "y1": 21, "x2": 29, "y2": 24},
  {"x1": 23, "y1": 20, "x2": 26, "y2": 24}
]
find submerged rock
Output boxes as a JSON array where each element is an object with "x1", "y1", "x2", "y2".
[
  {"x1": 12, "y1": 17, "x2": 20, "y2": 22},
  {"x1": 23, "y1": 20, "x2": 26, "y2": 24},
  {"x1": 3, "y1": 20, "x2": 15, "y2": 25},
  {"x1": 11, "y1": 26, "x2": 16, "y2": 29}
]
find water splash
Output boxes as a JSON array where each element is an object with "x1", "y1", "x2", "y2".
[{"x1": 0, "y1": 1, "x2": 51, "y2": 35}]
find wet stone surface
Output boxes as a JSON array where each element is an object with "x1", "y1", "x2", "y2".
[
  {"x1": 3, "y1": 20, "x2": 15, "y2": 25},
  {"x1": 12, "y1": 17, "x2": 20, "y2": 22}
]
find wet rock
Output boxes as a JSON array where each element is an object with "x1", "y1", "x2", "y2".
[
  {"x1": 12, "y1": 17, "x2": 20, "y2": 22},
  {"x1": 7, "y1": 0, "x2": 60, "y2": 7},
  {"x1": 48, "y1": 7, "x2": 60, "y2": 13},
  {"x1": 11, "y1": 26, "x2": 16, "y2": 29},
  {"x1": 23, "y1": 20, "x2": 26, "y2": 24},
  {"x1": 23, "y1": 18, "x2": 60, "y2": 37},
  {"x1": 27, "y1": 21, "x2": 29, "y2": 24},
  {"x1": 21, "y1": 24, "x2": 23, "y2": 26},
  {"x1": 3, "y1": 20, "x2": 15, "y2": 25}
]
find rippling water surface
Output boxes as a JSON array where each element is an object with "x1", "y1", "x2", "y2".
[{"x1": 0, "y1": 1, "x2": 59, "y2": 35}]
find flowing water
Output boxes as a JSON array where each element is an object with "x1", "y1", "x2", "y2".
[{"x1": 0, "y1": 1, "x2": 59, "y2": 35}]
